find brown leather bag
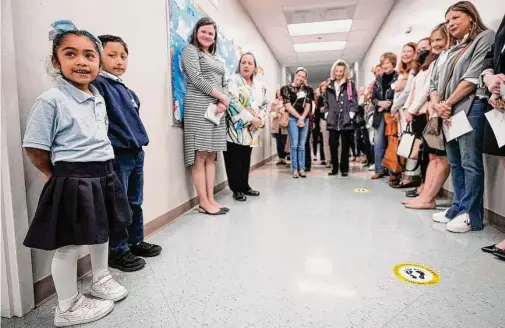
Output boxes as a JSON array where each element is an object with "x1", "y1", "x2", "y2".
[
  {"x1": 384, "y1": 113, "x2": 398, "y2": 136},
  {"x1": 383, "y1": 135, "x2": 405, "y2": 173}
]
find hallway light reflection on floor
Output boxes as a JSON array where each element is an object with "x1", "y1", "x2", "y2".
[
  {"x1": 305, "y1": 257, "x2": 333, "y2": 275},
  {"x1": 297, "y1": 280, "x2": 357, "y2": 298}
]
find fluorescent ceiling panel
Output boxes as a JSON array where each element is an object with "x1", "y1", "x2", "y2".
[
  {"x1": 293, "y1": 41, "x2": 346, "y2": 53},
  {"x1": 287, "y1": 19, "x2": 353, "y2": 37}
]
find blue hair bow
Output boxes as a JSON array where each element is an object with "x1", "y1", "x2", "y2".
[{"x1": 49, "y1": 19, "x2": 103, "y2": 52}]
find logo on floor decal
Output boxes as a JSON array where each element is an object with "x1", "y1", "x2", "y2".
[
  {"x1": 353, "y1": 188, "x2": 371, "y2": 193},
  {"x1": 393, "y1": 263, "x2": 440, "y2": 286}
]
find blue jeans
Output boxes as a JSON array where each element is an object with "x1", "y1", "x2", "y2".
[
  {"x1": 445, "y1": 100, "x2": 486, "y2": 230},
  {"x1": 374, "y1": 114, "x2": 387, "y2": 173},
  {"x1": 110, "y1": 150, "x2": 145, "y2": 253},
  {"x1": 288, "y1": 117, "x2": 309, "y2": 172}
]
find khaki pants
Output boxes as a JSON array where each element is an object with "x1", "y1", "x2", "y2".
[{"x1": 319, "y1": 120, "x2": 331, "y2": 165}]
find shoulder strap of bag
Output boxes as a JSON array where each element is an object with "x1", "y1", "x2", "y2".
[
  {"x1": 347, "y1": 80, "x2": 352, "y2": 101},
  {"x1": 442, "y1": 43, "x2": 471, "y2": 100}
]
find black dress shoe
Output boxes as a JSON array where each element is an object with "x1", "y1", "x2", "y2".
[
  {"x1": 495, "y1": 248, "x2": 505, "y2": 260},
  {"x1": 244, "y1": 189, "x2": 260, "y2": 196},
  {"x1": 328, "y1": 171, "x2": 338, "y2": 176},
  {"x1": 341, "y1": 172, "x2": 348, "y2": 177},
  {"x1": 405, "y1": 189, "x2": 419, "y2": 198},
  {"x1": 481, "y1": 244, "x2": 500, "y2": 254},
  {"x1": 233, "y1": 192, "x2": 247, "y2": 201}
]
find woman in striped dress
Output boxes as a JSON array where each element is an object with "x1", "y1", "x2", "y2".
[{"x1": 182, "y1": 17, "x2": 229, "y2": 216}]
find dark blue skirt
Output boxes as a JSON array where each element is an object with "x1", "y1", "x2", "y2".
[{"x1": 23, "y1": 161, "x2": 132, "y2": 251}]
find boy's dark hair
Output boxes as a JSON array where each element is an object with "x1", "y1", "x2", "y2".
[
  {"x1": 51, "y1": 30, "x2": 102, "y2": 66},
  {"x1": 189, "y1": 17, "x2": 218, "y2": 54},
  {"x1": 98, "y1": 35, "x2": 129, "y2": 54}
]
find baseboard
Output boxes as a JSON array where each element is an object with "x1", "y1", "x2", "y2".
[
  {"x1": 441, "y1": 189, "x2": 505, "y2": 233},
  {"x1": 32, "y1": 154, "x2": 276, "y2": 306}
]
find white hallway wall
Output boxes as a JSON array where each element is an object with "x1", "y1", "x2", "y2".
[
  {"x1": 8, "y1": 0, "x2": 281, "y2": 282},
  {"x1": 360, "y1": 0, "x2": 505, "y2": 218}
]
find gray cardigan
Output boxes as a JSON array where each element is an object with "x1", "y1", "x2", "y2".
[{"x1": 431, "y1": 29, "x2": 494, "y2": 114}]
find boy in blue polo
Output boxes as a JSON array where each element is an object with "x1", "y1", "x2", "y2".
[{"x1": 92, "y1": 35, "x2": 161, "y2": 272}]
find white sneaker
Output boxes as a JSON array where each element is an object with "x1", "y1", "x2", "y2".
[
  {"x1": 54, "y1": 293, "x2": 113, "y2": 327},
  {"x1": 368, "y1": 164, "x2": 375, "y2": 172},
  {"x1": 432, "y1": 209, "x2": 451, "y2": 223},
  {"x1": 447, "y1": 213, "x2": 472, "y2": 233},
  {"x1": 90, "y1": 272, "x2": 128, "y2": 302}
]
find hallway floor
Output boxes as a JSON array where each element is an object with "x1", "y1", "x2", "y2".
[{"x1": 3, "y1": 160, "x2": 505, "y2": 328}]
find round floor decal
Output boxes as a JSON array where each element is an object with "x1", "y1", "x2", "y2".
[
  {"x1": 353, "y1": 188, "x2": 371, "y2": 193},
  {"x1": 393, "y1": 263, "x2": 440, "y2": 286}
]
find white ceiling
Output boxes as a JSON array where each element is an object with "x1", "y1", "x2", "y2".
[{"x1": 239, "y1": 0, "x2": 396, "y2": 83}]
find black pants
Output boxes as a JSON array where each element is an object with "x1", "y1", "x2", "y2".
[
  {"x1": 329, "y1": 130, "x2": 353, "y2": 174},
  {"x1": 223, "y1": 142, "x2": 252, "y2": 193},
  {"x1": 305, "y1": 133, "x2": 312, "y2": 169},
  {"x1": 359, "y1": 127, "x2": 373, "y2": 164},
  {"x1": 349, "y1": 131, "x2": 358, "y2": 157},
  {"x1": 312, "y1": 129, "x2": 325, "y2": 161},
  {"x1": 275, "y1": 133, "x2": 287, "y2": 159},
  {"x1": 412, "y1": 114, "x2": 429, "y2": 181}
]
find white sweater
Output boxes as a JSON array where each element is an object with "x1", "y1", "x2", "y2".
[{"x1": 403, "y1": 62, "x2": 436, "y2": 115}]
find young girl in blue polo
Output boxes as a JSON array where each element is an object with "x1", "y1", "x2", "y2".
[{"x1": 22, "y1": 20, "x2": 130, "y2": 327}]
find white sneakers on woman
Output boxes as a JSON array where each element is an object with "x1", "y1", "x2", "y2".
[
  {"x1": 432, "y1": 210, "x2": 472, "y2": 233},
  {"x1": 54, "y1": 272, "x2": 127, "y2": 327}
]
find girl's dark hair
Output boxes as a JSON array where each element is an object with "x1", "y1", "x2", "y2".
[
  {"x1": 445, "y1": 1, "x2": 487, "y2": 45},
  {"x1": 98, "y1": 35, "x2": 129, "y2": 54},
  {"x1": 236, "y1": 52, "x2": 258, "y2": 79},
  {"x1": 51, "y1": 30, "x2": 102, "y2": 65},
  {"x1": 189, "y1": 17, "x2": 218, "y2": 54}
]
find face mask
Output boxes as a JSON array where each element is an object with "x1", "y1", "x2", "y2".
[{"x1": 417, "y1": 50, "x2": 430, "y2": 66}]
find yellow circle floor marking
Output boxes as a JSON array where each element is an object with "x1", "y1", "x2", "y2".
[
  {"x1": 393, "y1": 263, "x2": 440, "y2": 286},
  {"x1": 353, "y1": 188, "x2": 371, "y2": 193}
]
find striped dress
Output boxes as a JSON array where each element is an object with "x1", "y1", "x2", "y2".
[{"x1": 182, "y1": 44, "x2": 227, "y2": 167}]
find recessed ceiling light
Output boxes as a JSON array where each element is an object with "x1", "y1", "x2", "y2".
[
  {"x1": 293, "y1": 41, "x2": 346, "y2": 53},
  {"x1": 288, "y1": 19, "x2": 353, "y2": 37}
]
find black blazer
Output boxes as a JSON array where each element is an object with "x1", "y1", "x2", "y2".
[{"x1": 483, "y1": 14, "x2": 505, "y2": 74}]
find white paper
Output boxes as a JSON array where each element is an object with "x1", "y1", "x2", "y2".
[
  {"x1": 204, "y1": 103, "x2": 224, "y2": 125},
  {"x1": 443, "y1": 111, "x2": 473, "y2": 142},
  {"x1": 500, "y1": 83, "x2": 505, "y2": 99},
  {"x1": 485, "y1": 109, "x2": 505, "y2": 148}
]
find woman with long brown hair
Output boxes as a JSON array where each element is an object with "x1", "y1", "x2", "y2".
[
  {"x1": 431, "y1": 1, "x2": 494, "y2": 233},
  {"x1": 403, "y1": 23, "x2": 451, "y2": 209}
]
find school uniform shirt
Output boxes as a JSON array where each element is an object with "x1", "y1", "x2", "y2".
[
  {"x1": 226, "y1": 73, "x2": 268, "y2": 147},
  {"x1": 92, "y1": 71, "x2": 149, "y2": 151},
  {"x1": 23, "y1": 79, "x2": 114, "y2": 163}
]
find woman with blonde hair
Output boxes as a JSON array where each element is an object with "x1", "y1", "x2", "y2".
[
  {"x1": 403, "y1": 23, "x2": 451, "y2": 208},
  {"x1": 323, "y1": 59, "x2": 358, "y2": 177}
]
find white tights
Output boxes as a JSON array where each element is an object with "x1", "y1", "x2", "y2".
[{"x1": 51, "y1": 242, "x2": 109, "y2": 312}]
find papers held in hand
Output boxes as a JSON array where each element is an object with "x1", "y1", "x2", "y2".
[
  {"x1": 442, "y1": 111, "x2": 473, "y2": 142},
  {"x1": 205, "y1": 103, "x2": 224, "y2": 125}
]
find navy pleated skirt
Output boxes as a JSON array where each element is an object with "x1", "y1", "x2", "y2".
[{"x1": 23, "y1": 161, "x2": 132, "y2": 251}]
